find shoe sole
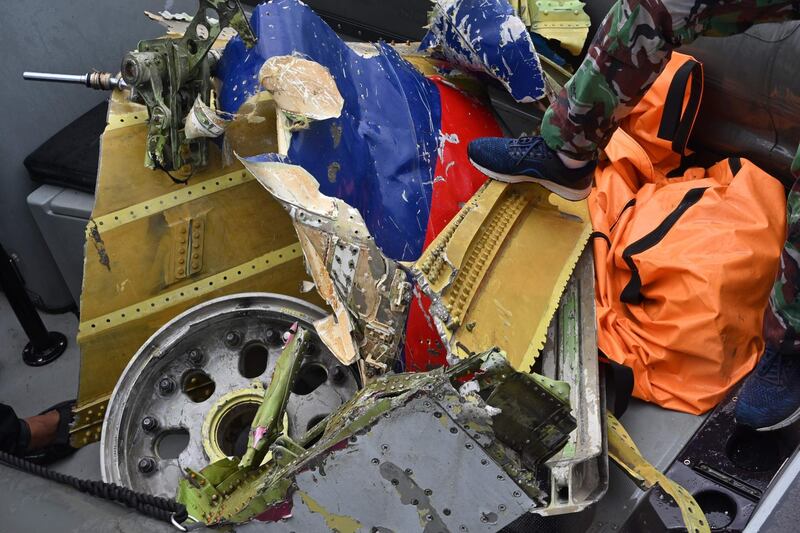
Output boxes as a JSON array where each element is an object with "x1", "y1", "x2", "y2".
[
  {"x1": 754, "y1": 402, "x2": 800, "y2": 432},
  {"x1": 469, "y1": 160, "x2": 591, "y2": 202}
]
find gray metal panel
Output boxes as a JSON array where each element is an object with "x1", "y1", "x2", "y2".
[
  {"x1": 237, "y1": 394, "x2": 538, "y2": 532},
  {"x1": 27, "y1": 185, "x2": 94, "y2": 305}
]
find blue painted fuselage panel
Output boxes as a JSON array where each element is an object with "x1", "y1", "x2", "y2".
[{"x1": 218, "y1": 0, "x2": 442, "y2": 261}]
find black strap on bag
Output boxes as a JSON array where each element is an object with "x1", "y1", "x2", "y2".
[
  {"x1": 619, "y1": 187, "x2": 708, "y2": 304},
  {"x1": 588, "y1": 198, "x2": 639, "y2": 248},
  {"x1": 590, "y1": 231, "x2": 611, "y2": 247},
  {"x1": 610, "y1": 198, "x2": 637, "y2": 233},
  {"x1": 657, "y1": 59, "x2": 704, "y2": 160}
]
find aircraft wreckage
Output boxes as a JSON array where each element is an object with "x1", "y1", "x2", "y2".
[{"x1": 20, "y1": 0, "x2": 713, "y2": 531}]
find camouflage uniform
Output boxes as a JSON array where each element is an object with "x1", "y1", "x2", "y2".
[{"x1": 540, "y1": 0, "x2": 800, "y2": 352}]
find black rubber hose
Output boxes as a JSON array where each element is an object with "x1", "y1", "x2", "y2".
[{"x1": 0, "y1": 450, "x2": 188, "y2": 525}]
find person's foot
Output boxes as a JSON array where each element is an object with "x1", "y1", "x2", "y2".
[
  {"x1": 24, "y1": 409, "x2": 60, "y2": 450},
  {"x1": 21, "y1": 400, "x2": 77, "y2": 465},
  {"x1": 735, "y1": 348, "x2": 800, "y2": 431},
  {"x1": 467, "y1": 136, "x2": 596, "y2": 201}
]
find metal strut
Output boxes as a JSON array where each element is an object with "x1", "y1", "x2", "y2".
[{"x1": 0, "y1": 243, "x2": 67, "y2": 366}]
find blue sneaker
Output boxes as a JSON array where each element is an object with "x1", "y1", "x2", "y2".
[
  {"x1": 468, "y1": 136, "x2": 596, "y2": 201},
  {"x1": 735, "y1": 348, "x2": 800, "y2": 431}
]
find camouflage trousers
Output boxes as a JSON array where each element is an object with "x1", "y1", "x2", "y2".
[{"x1": 540, "y1": 0, "x2": 800, "y2": 352}]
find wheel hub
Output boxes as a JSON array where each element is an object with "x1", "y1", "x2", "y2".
[{"x1": 101, "y1": 293, "x2": 358, "y2": 497}]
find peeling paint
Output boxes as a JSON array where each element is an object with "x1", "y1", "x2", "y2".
[
  {"x1": 327, "y1": 161, "x2": 340, "y2": 183},
  {"x1": 240, "y1": 156, "x2": 409, "y2": 375},
  {"x1": 298, "y1": 491, "x2": 363, "y2": 533},
  {"x1": 421, "y1": 0, "x2": 546, "y2": 102},
  {"x1": 330, "y1": 123, "x2": 343, "y2": 149},
  {"x1": 88, "y1": 221, "x2": 111, "y2": 271},
  {"x1": 259, "y1": 55, "x2": 344, "y2": 121}
]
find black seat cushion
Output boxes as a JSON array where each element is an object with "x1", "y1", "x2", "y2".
[{"x1": 24, "y1": 101, "x2": 107, "y2": 194}]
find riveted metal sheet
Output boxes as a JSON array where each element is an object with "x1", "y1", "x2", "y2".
[
  {"x1": 237, "y1": 394, "x2": 538, "y2": 533},
  {"x1": 412, "y1": 180, "x2": 592, "y2": 371},
  {"x1": 90, "y1": 169, "x2": 253, "y2": 233},
  {"x1": 73, "y1": 88, "x2": 322, "y2": 447},
  {"x1": 77, "y1": 244, "x2": 302, "y2": 338}
]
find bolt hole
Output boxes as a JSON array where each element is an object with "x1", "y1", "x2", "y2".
[
  {"x1": 292, "y1": 363, "x2": 329, "y2": 395},
  {"x1": 155, "y1": 428, "x2": 190, "y2": 460},
  {"x1": 181, "y1": 369, "x2": 215, "y2": 403},
  {"x1": 239, "y1": 341, "x2": 269, "y2": 378}
]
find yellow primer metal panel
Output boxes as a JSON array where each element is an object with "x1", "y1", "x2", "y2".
[
  {"x1": 510, "y1": 0, "x2": 592, "y2": 56},
  {"x1": 78, "y1": 244, "x2": 302, "y2": 338},
  {"x1": 72, "y1": 93, "x2": 319, "y2": 446},
  {"x1": 413, "y1": 181, "x2": 591, "y2": 371},
  {"x1": 91, "y1": 169, "x2": 253, "y2": 232},
  {"x1": 105, "y1": 110, "x2": 149, "y2": 131}
]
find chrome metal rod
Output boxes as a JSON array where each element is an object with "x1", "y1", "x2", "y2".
[
  {"x1": 23, "y1": 72, "x2": 89, "y2": 84},
  {"x1": 23, "y1": 71, "x2": 127, "y2": 90}
]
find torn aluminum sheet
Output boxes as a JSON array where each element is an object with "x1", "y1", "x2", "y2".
[
  {"x1": 217, "y1": 0, "x2": 495, "y2": 262},
  {"x1": 218, "y1": 0, "x2": 441, "y2": 262},
  {"x1": 259, "y1": 56, "x2": 344, "y2": 122},
  {"x1": 217, "y1": 0, "x2": 502, "y2": 370},
  {"x1": 412, "y1": 180, "x2": 592, "y2": 371},
  {"x1": 177, "y1": 349, "x2": 577, "y2": 530},
  {"x1": 420, "y1": 0, "x2": 546, "y2": 103},
  {"x1": 239, "y1": 154, "x2": 411, "y2": 380},
  {"x1": 184, "y1": 95, "x2": 230, "y2": 139}
]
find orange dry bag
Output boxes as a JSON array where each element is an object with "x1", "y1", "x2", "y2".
[{"x1": 590, "y1": 53, "x2": 787, "y2": 414}]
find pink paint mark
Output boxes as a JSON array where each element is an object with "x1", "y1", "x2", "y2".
[
  {"x1": 255, "y1": 498, "x2": 294, "y2": 522},
  {"x1": 253, "y1": 426, "x2": 268, "y2": 447},
  {"x1": 282, "y1": 322, "x2": 299, "y2": 345}
]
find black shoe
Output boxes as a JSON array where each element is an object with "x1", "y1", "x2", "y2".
[
  {"x1": 735, "y1": 349, "x2": 800, "y2": 431},
  {"x1": 468, "y1": 136, "x2": 595, "y2": 201},
  {"x1": 23, "y1": 400, "x2": 78, "y2": 465}
]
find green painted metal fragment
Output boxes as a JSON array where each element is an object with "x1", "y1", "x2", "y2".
[{"x1": 240, "y1": 324, "x2": 309, "y2": 469}]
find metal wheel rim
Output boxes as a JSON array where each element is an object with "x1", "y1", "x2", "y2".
[{"x1": 101, "y1": 292, "x2": 358, "y2": 497}]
